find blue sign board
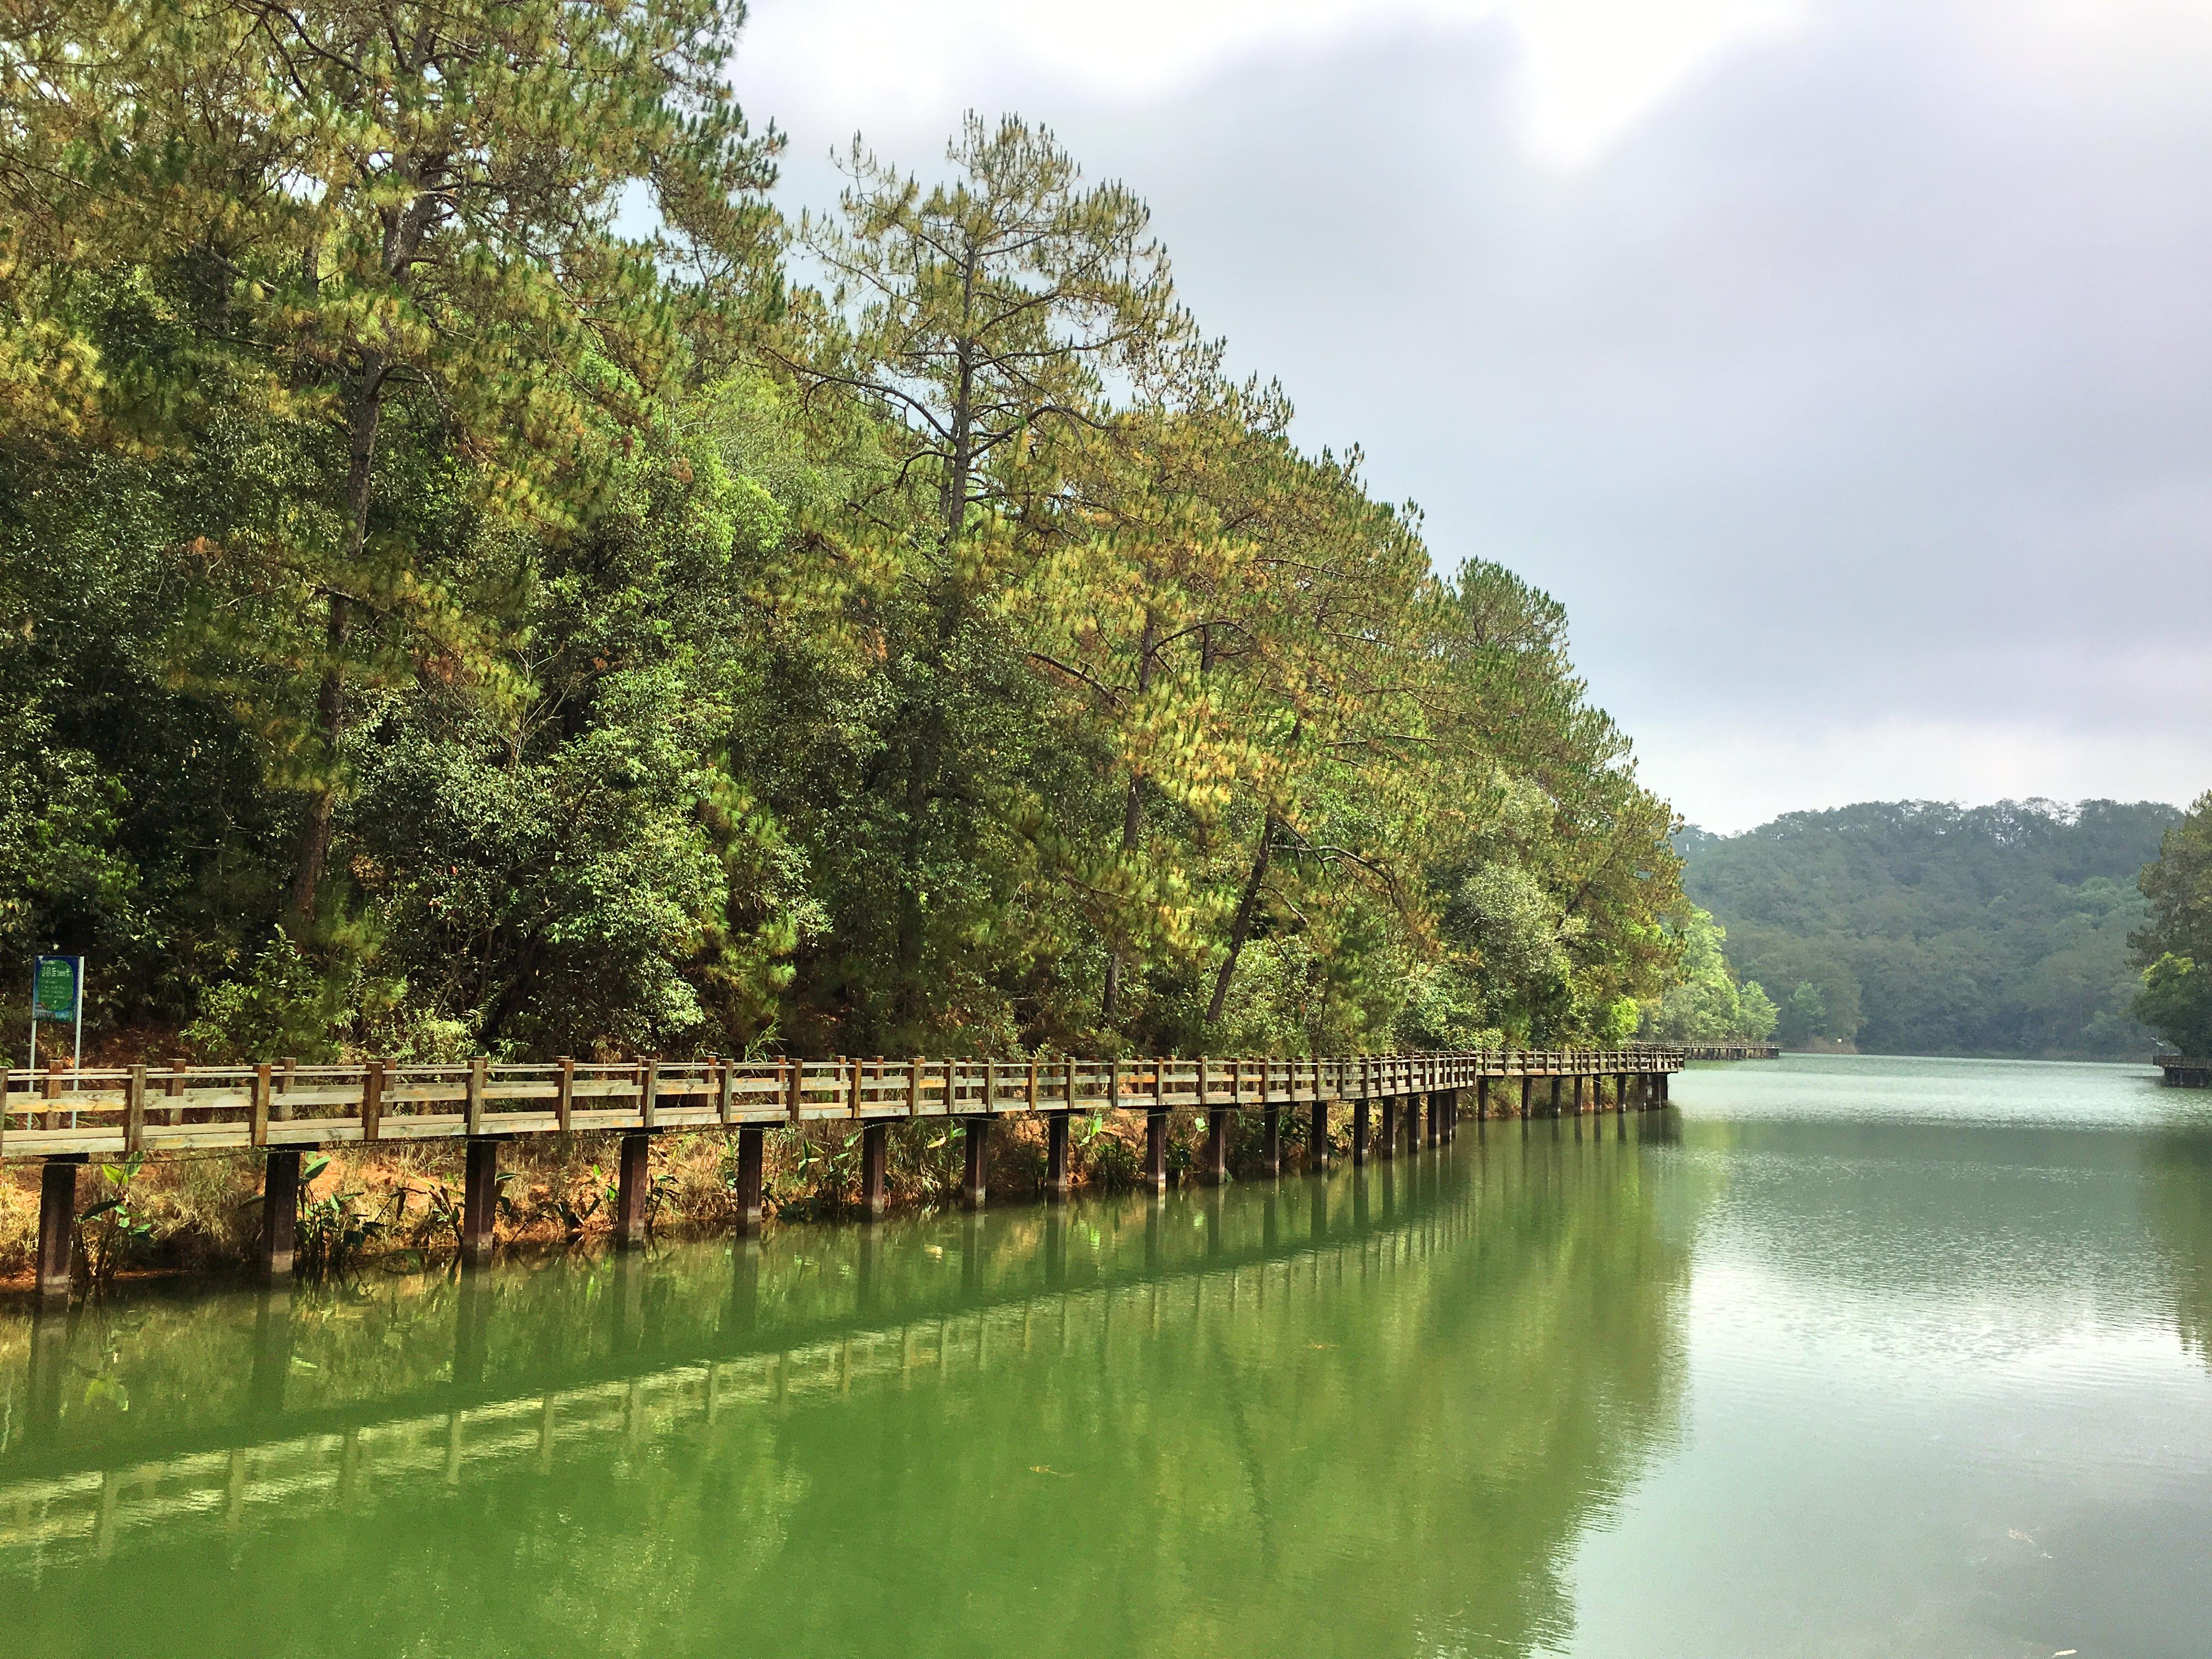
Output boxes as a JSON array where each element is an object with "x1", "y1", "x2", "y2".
[{"x1": 31, "y1": 955, "x2": 81, "y2": 1023}]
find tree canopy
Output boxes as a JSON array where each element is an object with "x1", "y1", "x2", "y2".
[
  {"x1": 2130, "y1": 792, "x2": 2212, "y2": 1055},
  {"x1": 1681, "y1": 799, "x2": 2177, "y2": 1058},
  {"x1": 1, "y1": 8, "x2": 1684, "y2": 1064}
]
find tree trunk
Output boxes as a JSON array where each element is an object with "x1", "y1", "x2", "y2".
[
  {"x1": 1206, "y1": 813, "x2": 1277, "y2": 1026},
  {"x1": 1102, "y1": 609, "x2": 1157, "y2": 1022},
  {"x1": 896, "y1": 273, "x2": 980, "y2": 1025},
  {"x1": 287, "y1": 357, "x2": 385, "y2": 932}
]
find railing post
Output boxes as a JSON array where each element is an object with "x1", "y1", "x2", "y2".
[
  {"x1": 466, "y1": 1054, "x2": 488, "y2": 1136},
  {"x1": 125, "y1": 1064, "x2": 146, "y2": 1154},
  {"x1": 364, "y1": 1057, "x2": 386, "y2": 1142}
]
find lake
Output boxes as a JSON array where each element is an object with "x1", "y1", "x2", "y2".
[{"x1": 4, "y1": 1053, "x2": 2210, "y2": 1657}]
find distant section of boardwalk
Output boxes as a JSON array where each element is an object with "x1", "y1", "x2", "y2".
[
  {"x1": 1682, "y1": 1043, "x2": 1782, "y2": 1061},
  {"x1": 2155, "y1": 1054, "x2": 2212, "y2": 1087},
  {"x1": 3, "y1": 1048, "x2": 1683, "y2": 1297}
]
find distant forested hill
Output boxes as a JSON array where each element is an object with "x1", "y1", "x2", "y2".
[{"x1": 1677, "y1": 800, "x2": 2182, "y2": 1058}]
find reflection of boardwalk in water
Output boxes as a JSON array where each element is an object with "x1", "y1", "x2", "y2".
[
  {"x1": 3, "y1": 1114, "x2": 1690, "y2": 1659},
  {"x1": 2, "y1": 1140, "x2": 1560, "y2": 1562}
]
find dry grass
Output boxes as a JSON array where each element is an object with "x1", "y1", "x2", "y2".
[{"x1": 0, "y1": 1110, "x2": 1229, "y2": 1292}]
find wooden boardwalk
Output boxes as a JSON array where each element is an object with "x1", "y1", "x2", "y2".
[
  {"x1": 1681, "y1": 1042, "x2": 1782, "y2": 1060},
  {"x1": 2154, "y1": 1054, "x2": 2212, "y2": 1087},
  {"x1": 4, "y1": 1048, "x2": 1681, "y2": 1296}
]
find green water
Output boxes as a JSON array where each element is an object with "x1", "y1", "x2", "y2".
[{"x1": 5, "y1": 1055, "x2": 2212, "y2": 1657}]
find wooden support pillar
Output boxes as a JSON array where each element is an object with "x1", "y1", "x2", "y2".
[
  {"x1": 1261, "y1": 1104, "x2": 1282, "y2": 1177},
  {"x1": 1548, "y1": 1076, "x2": 1563, "y2": 1118},
  {"x1": 615, "y1": 1131, "x2": 651, "y2": 1249},
  {"x1": 1203, "y1": 1108, "x2": 1229, "y2": 1186},
  {"x1": 1353, "y1": 1099, "x2": 1371, "y2": 1165},
  {"x1": 461, "y1": 1137, "x2": 499, "y2": 1269},
  {"x1": 611, "y1": 1250, "x2": 645, "y2": 1351},
  {"x1": 962, "y1": 1115, "x2": 989, "y2": 1210},
  {"x1": 1478, "y1": 1076, "x2": 1490, "y2": 1119},
  {"x1": 261, "y1": 1149, "x2": 302, "y2": 1281},
  {"x1": 861, "y1": 1119, "x2": 889, "y2": 1218},
  {"x1": 1427, "y1": 1091, "x2": 1441, "y2": 1146},
  {"x1": 1658, "y1": 1071, "x2": 1671, "y2": 1106},
  {"x1": 452, "y1": 1273, "x2": 490, "y2": 1391},
  {"x1": 1378, "y1": 1097, "x2": 1396, "y2": 1160},
  {"x1": 733, "y1": 1126, "x2": 764, "y2": 1235},
  {"x1": 1520, "y1": 1076, "x2": 1533, "y2": 1116},
  {"x1": 25, "y1": 1305, "x2": 67, "y2": 1444},
  {"x1": 1615, "y1": 1074, "x2": 1629, "y2": 1113},
  {"x1": 728, "y1": 1238, "x2": 760, "y2": 1333},
  {"x1": 1308, "y1": 1098, "x2": 1330, "y2": 1171},
  {"x1": 249, "y1": 1284, "x2": 296, "y2": 1413},
  {"x1": 36, "y1": 1157, "x2": 80, "y2": 1302},
  {"x1": 1144, "y1": 1110, "x2": 1169, "y2": 1195},
  {"x1": 1046, "y1": 1111, "x2": 1071, "y2": 1203},
  {"x1": 1573, "y1": 1074, "x2": 1585, "y2": 1113},
  {"x1": 1044, "y1": 1211, "x2": 1068, "y2": 1288}
]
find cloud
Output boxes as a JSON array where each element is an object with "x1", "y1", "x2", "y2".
[{"x1": 734, "y1": 0, "x2": 2212, "y2": 831}]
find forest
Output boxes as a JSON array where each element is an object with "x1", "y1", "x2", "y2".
[
  {"x1": 1680, "y1": 799, "x2": 2179, "y2": 1058},
  {"x1": 0, "y1": 0, "x2": 1686, "y2": 1070}
]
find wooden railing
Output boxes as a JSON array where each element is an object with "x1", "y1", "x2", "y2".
[{"x1": 1, "y1": 1048, "x2": 1683, "y2": 1161}]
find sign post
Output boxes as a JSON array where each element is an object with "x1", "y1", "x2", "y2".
[{"x1": 29, "y1": 955, "x2": 84, "y2": 1084}]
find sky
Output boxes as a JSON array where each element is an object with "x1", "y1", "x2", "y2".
[{"x1": 728, "y1": 0, "x2": 2212, "y2": 833}]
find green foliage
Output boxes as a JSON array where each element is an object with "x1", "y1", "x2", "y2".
[
  {"x1": 1681, "y1": 799, "x2": 2177, "y2": 1057},
  {"x1": 1, "y1": 20, "x2": 1687, "y2": 1066},
  {"x1": 1640, "y1": 908, "x2": 1777, "y2": 1043},
  {"x1": 75, "y1": 1153, "x2": 156, "y2": 1284},
  {"x1": 2131, "y1": 792, "x2": 2212, "y2": 1053},
  {"x1": 181, "y1": 934, "x2": 346, "y2": 1062}
]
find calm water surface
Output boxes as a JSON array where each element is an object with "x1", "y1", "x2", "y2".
[{"x1": 5, "y1": 1054, "x2": 2212, "y2": 1657}]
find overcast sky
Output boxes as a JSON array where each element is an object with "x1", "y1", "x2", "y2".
[{"x1": 730, "y1": 0, "x2": 2212, "y2": 833}]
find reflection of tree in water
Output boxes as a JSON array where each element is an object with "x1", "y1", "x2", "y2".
[
  {"x1": 2143, "y1": 1125, "x2": 2212, "y2": 1366},
  {"x1": 0, "y1": 1122, "x2": 1692, "y2": 1659}
]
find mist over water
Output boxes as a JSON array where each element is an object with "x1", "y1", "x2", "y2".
[{"x1": 5, "y1": 1056, "x2": 2211, "y2": 1657}]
